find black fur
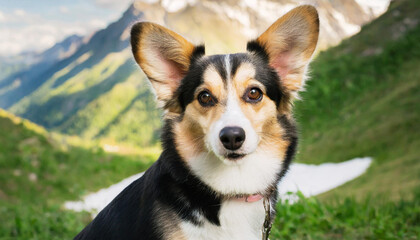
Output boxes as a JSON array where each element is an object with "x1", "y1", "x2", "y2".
[
  {"x1": 210, "y1": 55, "x2": 228, "y2": 82},
  {"x1": 246, "y1": 53, "x2": 283, "y2": 106},
  {"x1": 246, "y1": 40, "x2": 269, "y2": 62},
  {"x1": 230, "y1": 53, "x2": 283, "y2": 106},
  {"x1": 276, "y1": 114, "x2": 298, "y2": 181},
  {"x1": 159, "y1": 119, "x2": 222, "y2": 226},
  {"x1": 177, "y1": 56, "x2": 209, "y2": 110},
  {"x1": 178, "y1": 53, "x2": 283, "y2": 110},
  {"x1": 130, "y1": 22, "x2": 144, "y2": 65},
  {"x1": 76, "y1": 28, "x2": 299, "y2": 240},
  {"x1": 75, "y1": 119, "x2": 222, "y2": 240},
  {"x1": 190, "y1": 45, "x2": 206, "y2": 62}
]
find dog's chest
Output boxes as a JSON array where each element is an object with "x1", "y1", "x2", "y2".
[{"x1": 180, "y1": 200, "x2": 265, "y2": 240}]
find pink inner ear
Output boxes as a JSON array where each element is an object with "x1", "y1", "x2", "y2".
[
  {"x1": 165, "y1": 59, "x2": 184, "y2": 83},
  {"x1": 270, "y1": 51, "x2": 291, "y2": 81},
  {"x1": 156, "y1": 51, "x2": 185, "y2": 91}
]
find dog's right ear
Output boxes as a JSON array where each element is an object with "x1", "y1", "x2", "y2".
[{"x1": 131, "y1": 22, "x2": 204, "y2": 113}]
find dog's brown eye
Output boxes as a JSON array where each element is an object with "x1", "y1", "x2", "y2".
[
  {"x1": 246, "y1": 88, "x2": 263, "y2": 102},
  {"x1": 198, "y1": 91, "x2": 215, "y2": 106}
]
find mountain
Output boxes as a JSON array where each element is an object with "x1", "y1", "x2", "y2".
[
  {"x1": 34, "y1": 34, "x2": 84, "y2": 65},
  {"x1": 0, "y1": 0, "x2": 390, "y2": 147},
  {"x1": 0, "y1": 34, "x2": 84, "y2": 106},
  {"x1": 0, "y1": 34, "x2": 84, "y2": 81}
]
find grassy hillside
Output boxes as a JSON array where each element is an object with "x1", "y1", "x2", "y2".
[
  {"x1": 0, "y1": 107, "x2": 418, "y2": 239},
  {"x1": 271, "y1": 191, "x2": 419, "y2": 239},
  {"x1": 292, "y1": 0, "x2": 420, "y2": 200},
  {"x1": 269, "y1": 1, "x2": 420, "y2": 238},
  {"x1": 0, "y1": 109, "x2": 155, "y2": 239}
]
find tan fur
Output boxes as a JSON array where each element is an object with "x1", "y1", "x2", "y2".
[
  {"x1": 256, "y1": 5, "x2": 319, "y2": 92},
  {"x1": 130, "y1": 6, "x2": 317, "y2": 169},
  {"x1": 232, "y1": 63, "x2": 290, "y2": 159},
  {"x1": 174, "y1": 63, "x2": 226, "y2": 161},
  {"x1": 154, "y1": 202, "x2": 187, "y2": 240},
  {"x1": 201, "y1": 65, "x2": 225, "y2": 100},
  {"x1": 131, "y1": 22, "x2": 197, "y2": 112},
  {"x1": 174, "y1": 116, "x2": 206, "y2": 161},
  {"x1": 176, "y1": 60, "x2": 291, "y2": 164},
  {"x1": 261, "y1": 114, "x2": 291, "y2": 158},
  {"x1": 126, "y1": 6, "x2": 318, "y2": 240}
]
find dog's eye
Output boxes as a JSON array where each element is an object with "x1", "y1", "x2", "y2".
[
  {"x1": 245, "y1": 88, "x2": 263, "y2": 103},
  {"x1": 198, "y1": 91, "x2": 215, "y2": 107}
]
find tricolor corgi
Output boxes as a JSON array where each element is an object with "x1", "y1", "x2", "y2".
[{"x1": 75, "y1": 5, "x2": 319, "y2": 240}]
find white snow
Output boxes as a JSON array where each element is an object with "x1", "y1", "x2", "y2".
[
  {"x1": 64, "y1": 157, "x2": 372, "y2": 214},
  {"x1": 64, "y1": 172, "x2": 144, "y2": 213},
  {"x1": 160, "y1": 0, "x2": 197, "y2": 12},
  {"x1": 329, "y1": 9, "x2": 361, "y2": 37},
  {"x1": 354, "y1": 0, "x2": 391, "y2": 17},
  {"x1": 278, "y1": 157, "x2": 372, "y2": 198}
]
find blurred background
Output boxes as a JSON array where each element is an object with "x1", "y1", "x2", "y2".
[{"x1": 0, "y1": 0, "x2": 419, "y2": 239}]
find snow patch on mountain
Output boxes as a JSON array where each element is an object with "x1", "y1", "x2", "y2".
[{"x1": 355, "y1": 0, "x2": 390, "y2": 16}]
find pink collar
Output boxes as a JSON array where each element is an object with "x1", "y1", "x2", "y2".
[{"x1": 231, "y1": 194, "x2": 264, "y2": 203}]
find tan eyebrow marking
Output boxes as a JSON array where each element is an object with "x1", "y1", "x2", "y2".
[{"x1": 201, "y1": 64, "x2": 225, "y2": 99}]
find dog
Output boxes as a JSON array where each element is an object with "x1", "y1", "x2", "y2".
[{"x1": 75, "y1": 5, "x2": 319, "y2": 240}]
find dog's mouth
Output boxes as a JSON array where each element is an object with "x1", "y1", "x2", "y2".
[{"x1": 225, "y1": 153, "x2": 246, "y2": 160}]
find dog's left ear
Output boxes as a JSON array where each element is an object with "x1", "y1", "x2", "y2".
[
  {"x1": 247, "y1": 5, "x2": 319, "y2": 93},
  {"x1": 131, "y1": 22, "x2": 204, "y2": 113}
]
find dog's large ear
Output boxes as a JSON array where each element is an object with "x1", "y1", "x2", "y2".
[
  {"x1": 247, "y1": 5, "x2": 319, "y2": 93},
  {"x1": 131, "y1": 22, "x2": 203, "y2": 113}
]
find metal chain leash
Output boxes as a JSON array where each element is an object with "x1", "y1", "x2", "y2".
[{"x1": 262, "y1": 197, "x2": 272, "y2": 240}]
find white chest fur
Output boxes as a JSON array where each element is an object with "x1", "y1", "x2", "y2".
[{"x1": 180, "y1": 200, "x2": 265, "y2": 240}]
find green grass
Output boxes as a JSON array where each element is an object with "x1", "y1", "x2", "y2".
[
  {"x1": 0, "y1": 109, "x2": 156, "y2": 239},
  {"x1": 271, "y1": 1, "x2": 420, "y2": 237},
  {"x1": 271, "y1": 192, "x2": 420, "y2": 240},
  {"x1": 0, "y1": 108, "x2": 418, "y2": 239},
  {"x1": 1, "y1": 0, "x2": 419, "y2": 238},
  {"x1": 293, "y1": 0, "x2": 420, "y2": 200}
]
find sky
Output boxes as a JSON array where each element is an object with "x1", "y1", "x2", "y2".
[
  {"x1": 0, "y1": 0, "x2": 390, "y2": 57},
  {"x1": 0, "y1": 0, "x2": 133, "y2": 57}
]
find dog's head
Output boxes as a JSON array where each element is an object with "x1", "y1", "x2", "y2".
[{"x1": 131, "y1": 6, "x2": 319, "y2": 195}]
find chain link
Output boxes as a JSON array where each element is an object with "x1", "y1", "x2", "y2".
[{"x1": 262, "y1": 197, "x2": 272, "y2": 240}]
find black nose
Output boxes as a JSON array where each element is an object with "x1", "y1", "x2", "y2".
[{"x1": 219, "y1": 127, "x2": 246, "y2": 150}]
